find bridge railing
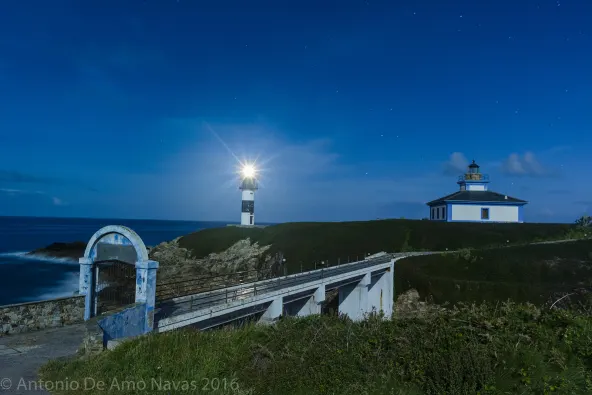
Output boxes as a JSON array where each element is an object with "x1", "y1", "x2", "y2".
[
  {"x1": 155, "y1": 268, "x2": 272, "y2": 301},
  {"x1": 155, "y1": 253, "x2": 388, "y2": 302},
  {"x1": 154, "y1": 254, "x2": 397, "y2": 321}
]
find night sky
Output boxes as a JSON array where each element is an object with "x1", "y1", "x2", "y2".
[{"x1": 0, "y1": 1, "x2": 590, "y2": 223}]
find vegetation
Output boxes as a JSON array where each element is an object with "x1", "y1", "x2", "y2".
[
  {"x1": 179, "y1": 220, "x2": 580, "y2": 274},
  {"x1": 41, "y1": 303, "x2": 592, "y2": 395},
  {"x1": 575, "y1": 215, "x2": 592, "y2": 228},
  {"x1": 396, "y1": 239, "x2": 592, "y2": 307},
  {"x1": 39, "y1": 220, "x2": 592, "y2": 394}
]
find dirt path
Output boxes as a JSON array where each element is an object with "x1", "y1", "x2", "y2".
[{"x1": 0, "y1": 324, "x2": 85, "y2": 394}]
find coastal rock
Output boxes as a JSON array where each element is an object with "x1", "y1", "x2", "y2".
[
  {"x1": 395, "y1": 289, "x2": 444, "y2": 318},
  {"x1": 150, "y1": 237, "x2": 275, "y2": 282},
  {"x1": 27, "y1": 241, "x2": 86, "y2": 261}
]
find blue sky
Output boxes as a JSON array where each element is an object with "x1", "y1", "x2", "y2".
[{"x1": 0, "y1": 0, "x2": 590, "y2": 223}]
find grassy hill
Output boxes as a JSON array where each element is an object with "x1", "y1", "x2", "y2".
[
  {"x1": 39, "y1": 222, "x2": 592, "y2": 394},
  {"x1": 179, "y1": 220, "x2": 578, "y2": 273},
  {"x1": 41, "y1": 304, "x2": 592, "y2": 395},
  {"x1": 395, "y1": 239, "x2": 592, "y2": 306}
]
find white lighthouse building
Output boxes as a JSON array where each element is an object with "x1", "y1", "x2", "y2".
[
  {"x1": 426, "y1": 160, "x2": 528, "y2": 223},
  {"x1": 239, "y1": 165, "x2": 258, "y2": 226}
]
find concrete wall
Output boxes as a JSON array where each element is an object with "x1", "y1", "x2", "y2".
[
  {"x1": 98, "y1": 303, "x2": 147, "y2": 344},
  {"x1": 450, "y1": 204, "x2": 519, "y2": 222},
  {"x1": 0, "y1": 295, "x2": 85, "y2": 336}
]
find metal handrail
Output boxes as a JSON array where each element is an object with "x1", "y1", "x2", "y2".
[{"x1": 154, "y1": 255, "x2": 396, "y2": 320}]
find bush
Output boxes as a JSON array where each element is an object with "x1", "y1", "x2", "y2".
[
  {"x1": 395, "y1": 239, "x2": 592, "y2": 306},
  {"x1": 40, "y1": 303, "x2": 592, "y2": 395}
]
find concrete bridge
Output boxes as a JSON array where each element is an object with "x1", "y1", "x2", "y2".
[{"x1": 78, "y1": 226, "x2": 434, "y2": 346}]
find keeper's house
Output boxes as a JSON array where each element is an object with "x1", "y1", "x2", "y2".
[{"x1": 426, "y1": 160, "x2": 528, "y2": 223}]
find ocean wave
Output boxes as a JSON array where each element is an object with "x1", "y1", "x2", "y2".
[
  {"x1": 0, "y1": 251, "x2": 78, "y2": 265},
  {"x1": 25, "y1": 272, "x2": 80, "y2": 302}
]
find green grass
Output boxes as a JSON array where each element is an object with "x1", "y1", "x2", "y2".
[
  {"x1": 395, "y1": 239, "x2": 592, "y2": 306},
  {"x1": 179, "y1": 220, "x2": 578, "y2": 274},
  {"x1": 40, "y1": 303, "x2": 592, "y2": 395}
]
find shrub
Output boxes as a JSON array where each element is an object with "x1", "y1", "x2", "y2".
[{"x1": 39, "y1": 303, "x2": 592, "y2": 395}]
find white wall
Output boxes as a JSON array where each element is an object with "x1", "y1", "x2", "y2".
[
  {"x1": 242, "y1": 190, "x2": 254, "y2": 201},
  {"x1": 241, "y1": 212, "x2": 254, "y2": 225},
  {"x1": 466, "y1": 184, "x2": 486, "y2": 191},
  {"x1": 450, "y1": 204, "x2": 519, "y2": 222}
]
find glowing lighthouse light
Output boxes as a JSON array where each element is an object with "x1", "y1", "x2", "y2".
[
  {"x1": 239, "y1": 163, "x2": 258, "y2": 226},
  {"x1": 242, "y1": 164, "x2": 256, "y2": 178}
]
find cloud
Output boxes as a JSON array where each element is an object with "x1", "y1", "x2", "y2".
[
  {"x1": 500, "y1": 152, "x2": 553, "y2": 177},
  {"x1": 115, "y1": 125, "x2": 443, "y2": 222},
  {"x1": 52, "y1": 197, "x2": 66, "y2": 206},
  {"x1": 574, "y1": 201, "x2": 592, "y2": 206},
  {"x1": 0, "y1": 169, "x2": 98, "y2": 192},
  {"x1": 442, "y1": 152, "x2": 469, "y2": 175},
  {"x1": 547, "y1": 189, "x2": 570, "y2": 195},
  {"x1": 0, "y1": 188, "x2": 65, "y2": 206},
  {"x1": 0, "y1": 170, "x2": 55, "y2": 184}
]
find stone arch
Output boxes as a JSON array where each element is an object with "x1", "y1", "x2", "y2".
[{"x1": 84, "y1": 225, "x2": 149, "y2": 264}]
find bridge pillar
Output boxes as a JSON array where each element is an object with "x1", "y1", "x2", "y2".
[
  {"x1": 78, "y1": 257, "x2": 94, "y2": 321},
  {"x1": 368, "y1": 262, "x2": 394, "y2": 318},
  {"x1": 338, "y1": 272, "x2": 370, "y2": 321},
  {"x1": 289, "y1": 284, "x2": 325, "y2": 317},
  {"x1": 259, "y1": 297, "x2": 282, "y2": 325},
  {"x1": 135, "y1": 260, "x2": 159, "y2": 333}
]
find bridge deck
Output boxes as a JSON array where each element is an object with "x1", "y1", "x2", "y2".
[{"x1": 154, "y1": 252, "x2": 429, "y2": 329}]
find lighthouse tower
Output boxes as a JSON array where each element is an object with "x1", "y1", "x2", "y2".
[{"x1": 239, "y1": 167, "x2": 258, "y2": 226}]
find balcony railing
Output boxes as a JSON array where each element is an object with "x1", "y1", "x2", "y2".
[{"x1": 458, "y1": 174, "x2": 489, "y2": 182}]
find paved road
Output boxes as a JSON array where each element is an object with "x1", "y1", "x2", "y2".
[
  {"x1": 154, "y1": 253, "x2": 430, "y2": 322},
  {"x1": 0, "y1": 324, "x2": 85, "y2": 395}
]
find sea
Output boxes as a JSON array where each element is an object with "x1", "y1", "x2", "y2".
[{"x1": 0, "y1": 216, "x2": 231, "y2": 307}]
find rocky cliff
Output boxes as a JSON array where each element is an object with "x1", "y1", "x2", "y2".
[{"x1": 150, "y1": 237, "x2": 277, "y2": 282}]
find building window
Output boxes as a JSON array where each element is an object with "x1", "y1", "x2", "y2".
[
  {"x1": 431, "y1": 208, "x2": 434, "y2": 219},
  {"x1": 438, "y1": 207, "x2": 442, "y2": 219},
  {"x1": 481, "y1": 208, "x2": 489, "y2": 220},
  {"x1": 443, "y1": 206, "x2": 446, "y2": 219}
]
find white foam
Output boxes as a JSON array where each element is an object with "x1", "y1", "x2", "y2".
[
  {"x1": 0, "y1": 251, "x2": 78, "y2": 265},
  {"x1": 25, "y1": 272, "x2": 80, "y2": 302}
]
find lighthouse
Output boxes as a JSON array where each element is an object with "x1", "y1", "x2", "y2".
[
  {"x1": 239, "y1": 164, "x2": 258, "y2": 226},
  {"x1": 426, "y1": 160, "x2": 528, "y2": 223}
]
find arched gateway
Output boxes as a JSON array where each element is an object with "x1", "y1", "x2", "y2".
[{"x1": 78, "y1": 225, "x2": 159, "y2": 331}]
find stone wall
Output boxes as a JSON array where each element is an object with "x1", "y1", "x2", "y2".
[{"x1": 0, "y1": 295, "x2": 85, "y2": 336}]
